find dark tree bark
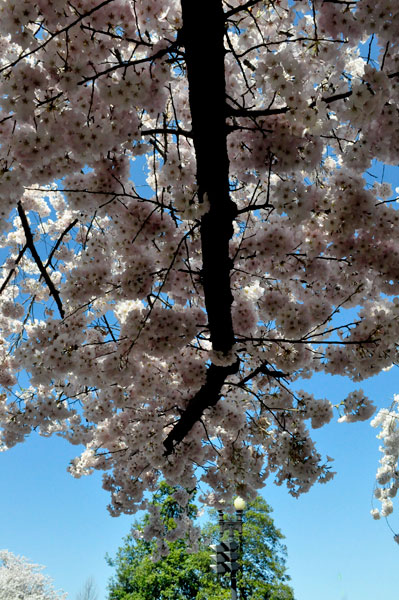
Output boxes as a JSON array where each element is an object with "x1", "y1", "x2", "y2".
[
  {"x1": 163, "y1": 0, "x2": 239, "y2": 454},
  {"x1": 163, "y1": 360, "x2": 239, "y2": 455},
  {"x1": 181, "y1": 0, "x2": 237, "y2": 356}
]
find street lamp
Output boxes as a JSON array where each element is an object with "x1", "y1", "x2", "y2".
[
  {"x1": 233, "y1": 496, "x2": 247, "y2": 511},
  {"x1": 210, "y1": 496, "x2": 247, "y2": 600},
  {"x1": 233, "y1": 496, "x2": 246, "y2": 600}
]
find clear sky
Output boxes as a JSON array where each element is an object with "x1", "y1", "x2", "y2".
[
  {"x1": 266, "y1": 367, "x2": 399, "y2": 600},
  {"x1": 1, "y1": 365, "x2": 399, "y2": 600}
]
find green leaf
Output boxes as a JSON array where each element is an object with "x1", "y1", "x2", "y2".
[{"x1": 107, "y1": 485, "x2": 295, "y2": 600}]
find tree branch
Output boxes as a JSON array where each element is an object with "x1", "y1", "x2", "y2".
[
  {"x1": 0, "y1": 0, "x2": 116, "y2": 74},
  {"x1": 227, "y1": 106, "x2": 290, "y2": 118},
  {"x1": 163, "y1": 360, "x2": 239, "y2": 456},
  {"x1": 182, "y1": 0, "x2": 237, "y2": 356},
  {"x1": 235, "y1": 363, "x2": 288, "y2": 388},
  {"x1": 78, "y1": 41, "x2": 181, "y2": 85},
  {"x1": 141, "y1": 127, "x2": 193, "y2": 138},
  {"x1": 43, "y1": 218, "x2": 78, "y2": 271},
  {"x1": 163, "y1": 0, "x2": 240, "y2": 454},
  {"x1": 0, "y1": 243, "x2": 27, "y2": 295},
  {"x1": 224, "y1": 0, "x2": 264, "y2": 19},
  {"x1": 17, "y1": 202, "x2": 65, "y2": 319}
]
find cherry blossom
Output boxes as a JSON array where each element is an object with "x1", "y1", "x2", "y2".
[
  {"x1": 0, "y1": 0, "x2": 398, "y2": 539},
  {"x1": 0, "y1": 550, "x2": 66, "y2": 600}
]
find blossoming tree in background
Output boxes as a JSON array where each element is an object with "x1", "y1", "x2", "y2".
[
  {"x1": 0, "y1": 0, "x2": 398, "y2": 541},
  {"x1": 0, "y1": 550, "x2": 66, "y2": 600}
]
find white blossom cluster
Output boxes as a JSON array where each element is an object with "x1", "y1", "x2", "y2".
[
  {"x1": 0, "y1": 550, "x2": 66, "y2": 600},
  {"x1": 371, "y1": 396, "x2": 399, "y2": 521},
  {"x1": 0, "y1": 0, "x2": 397, "y2": 539}
]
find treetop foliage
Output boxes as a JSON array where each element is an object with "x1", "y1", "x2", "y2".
[
  {"x1": 107, "y1": 484, "x2": 294, "y2": 599},
  {"x1": 0, "y1": 0, "x2": 398, "y2": 534}
]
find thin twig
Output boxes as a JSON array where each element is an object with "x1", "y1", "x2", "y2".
[{"x1": 0, "y1": 243, "x2": 28, "y2": 295}]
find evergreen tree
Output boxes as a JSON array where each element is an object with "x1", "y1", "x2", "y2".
[{"x1": 107, "y1": 484, "x2": 294, "y2": 600}]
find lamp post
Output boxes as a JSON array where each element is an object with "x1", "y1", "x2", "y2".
[
  {"x1": 233, "y1": 496, "x2": 246, "y2": 600},
  {"x1": 212, "y1": 496, "x2": 246, "y2": 600}
]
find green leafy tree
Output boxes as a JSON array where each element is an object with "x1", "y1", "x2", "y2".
[{"x1": 106, "y1": 484, "x2": 294, "y2": 600}]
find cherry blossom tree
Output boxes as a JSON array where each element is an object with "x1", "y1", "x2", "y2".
[
  {"x1": 0, "y1": 0, "x2": 398, "y2": 538},
  {"x1": 0, "y1": 550, "x2": 67, "y2": 600}
]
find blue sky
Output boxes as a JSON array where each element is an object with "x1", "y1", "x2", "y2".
[
  {"x1": 1, "y1": 365, "x2": 399, "y2": 599},
  {"x1": 267, "y1": 367, "x2": 399, "y2": 600}
]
